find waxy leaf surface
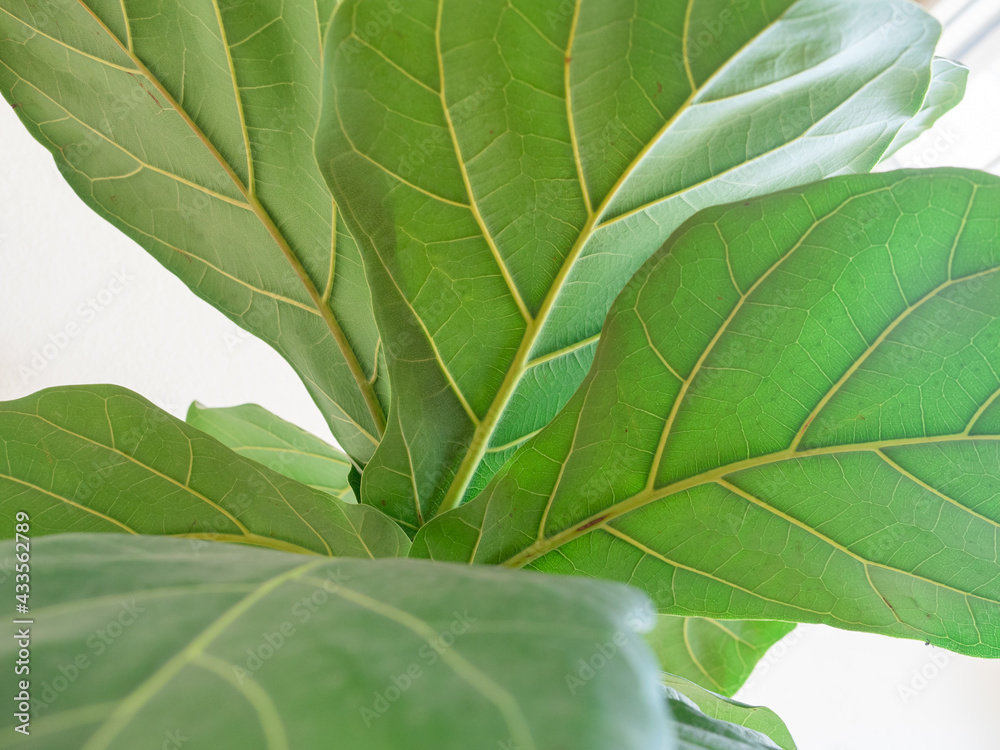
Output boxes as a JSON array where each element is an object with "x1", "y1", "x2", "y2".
[
  {"x1": 661, "y1": 675, "x2": 796, "y2": 750},
  {"x1": 664, "y1": 686, "x2": 786, "y2": 750}
]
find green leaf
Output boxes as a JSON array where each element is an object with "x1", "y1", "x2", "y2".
[
  {"x1": 0, "y1": 386, "x2": 408, "y2": 558},
  {"x1": 663, "y1": 683, "x2": 790, "y2": 750},
  {"x1": 661, "y1": 675, "x2": 796, "y2": 750},
  {"x1": 413, "y1": 169, "x2": 1000, "y2": 657},
  {"x1": 187, "y1": 402, "x2": 357, "y2": 502},
  {"x1": 1, "y1": 534, "x2": 670, "y2": 750},
  {"x1": 647, "y1": 617, "x2": 795, "y2": 696},
  {"x1": 883, "y1": 57, "x2": 968, "y2": 160},
  {"x1": 317, "y1": 0, "x2": 952, "y2": 530},
  {"x1": 0, "y1": 0, "x2": 387, "y2": 462}
]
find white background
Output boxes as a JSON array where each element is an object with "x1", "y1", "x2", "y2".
[{"x1": 2, "y1": 0, "x2": 999, "y2": 747}]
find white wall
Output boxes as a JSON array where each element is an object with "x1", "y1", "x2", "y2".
[{"x1": 2, "y1": 0, "x2": 999, "y2": 747}]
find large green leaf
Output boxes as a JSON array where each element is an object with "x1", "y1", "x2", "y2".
[
  {"x1": 0, "y1": 386, "x2": 407, "y2": 558},
  {"x1": 661, "y1": 676, "x2": 796, "y2": 750},
  {"x1": 0, "y1": 534, "x2": 669, "y2": 749},
  {"x1": 647, "y1": 617, "x2": 795, "y2": 696},
  {"x1": 187, "y1": 402, "x2": 356, "y2": 502},
  {"x1": 413, "y1": 169, "x2": 1000, "y2": 657},
  {"x1": 0, "y1": 0, "x2": 386, "y2": 462},
  {"x1": 316, "y1": 0, "x2": 952, "y2": 530}
]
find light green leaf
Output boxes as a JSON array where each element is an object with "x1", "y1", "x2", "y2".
[
  {"x1": 0, "y1": 534, "x2": 669, "y2": 750},
  {"x1": 882, "y1": 57, "x2": 968, "y2": 161},
  {"x1": 0, "y1": 0, "x2": 386, "y2": 462},
  {"x1": 661, "y1": 675, "x2": 796, "y2": 750},
  {"x1": 0, "y1": 386, "x2": 407, "y2": 558},
  {"x1": 317, "y1": 0, "x2": 953, "y2": 530},
  {"x1": 413, "y1": 169, "x2": 1000, "y2": 657},
  {"x1": 187, "y1": 402, "x2": 357, "y2": 502},
  {"x1": 647, "y1": 617, "x2": 795, "y2": 696},
  {"x1": 663, "y1": 683, "x2": 790, "y2": 750}
]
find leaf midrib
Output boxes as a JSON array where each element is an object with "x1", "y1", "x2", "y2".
[
  {"x1": 501, "y1": 432, "x2": 1000, "y2": 573},
  {"x1": 433, "y1": 1, "x2": 811, "y2": 515},
  {"x1": 69, "y1": 1, "x2": 386, "y2": 440},
  {"x1": 79, "y1": 559, "x2": 325, "y2": 750}
]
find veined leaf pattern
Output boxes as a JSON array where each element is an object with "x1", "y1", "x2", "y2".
[
  {"x1": 414, "y1": 170, "x2": 1000, "y2": 657},
  {"x1": 317, "y1": 0, "x2": 951, "y2": 529},
  {"x1": 0, "y1": 0, "x2": 386, "y2": 461}
]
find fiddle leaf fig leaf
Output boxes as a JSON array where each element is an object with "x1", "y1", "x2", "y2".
[
  {"x1": 663, "y1": 681, "x2": 793, "y2": 750},
  {"x1": 647, "y1": 617, "x2": 795, "y2": 697},
  {"x1": 0, "y1": 0, "x2": 387, "y2": 462},
  {"x1": 187, "y1": 402, "x2": 357, "y2": 502},
  {"x1": 317, "y1": 0, "x2": 955, "y2": 530},
  {"x1": 0, "y1": 386, "x2": 408, "y2": 558},
  {"x1": 0, "y1": 534, "x2": 670, "y2": 750},
  {"x1": 413, "y1": 169, "x2": 1000, "y2": 657},
  {"x1": 883, "y1": 57, "x2": 968, "y2": 161}
]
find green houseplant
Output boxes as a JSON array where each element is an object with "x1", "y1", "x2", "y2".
[{"x1": 1, "y1": 0, "x2": 997, "y2": 747}]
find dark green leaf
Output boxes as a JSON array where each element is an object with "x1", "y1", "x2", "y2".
[
  {"x1": 661, "y1": 675, "x2": 796, "y2": 750},
  {"x1": 664, "y1": 684, "x2": 787, "y2": 750}
]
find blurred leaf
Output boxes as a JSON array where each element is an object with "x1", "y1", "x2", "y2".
[{"x1": 0, "y1": 534, "x2": 669, "y2": 750}]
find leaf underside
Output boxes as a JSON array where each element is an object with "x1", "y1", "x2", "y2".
[
  {"x1": 0, "y1": 534, "x2": 669, "y2": 750},
  {"x1": 187, "y1": 402, "x2": 357, "y2": 502},
  {"x1": 317, "y1": 0, "x2": 948, "y2": 531},
  {"x1": 0, "y1": 0, "x2": 387, "y2": 461},
  {"x1": 661, "y1": 674, "x2": 797, "y2": 750},
  {"x1": 0, "y1": 386, "x2": 408, "y2": 558},
  {"x1": 648, "y1": 616, "x2": 795, "y2": 696},
  {"x1": 414, "y1": 169, "x2": 1000, "y2": 658}
]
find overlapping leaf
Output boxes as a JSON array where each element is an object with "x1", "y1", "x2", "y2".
[
  {"x1": 664, "y1": 685, "x2": 788, "y2": 750},
  {"x1": 317, "y1": 0, "x2": 954, "y2": 529},
  {"x1": 0, "y1": 534, "x2": 669, "y2": 749},
  {"x1": 187, "y1": 402, "x2": 356, "y2": 502},
  {"x1": 413, "y1": 169, "x2": 1000, "y2": 657},
  {"x1": 661, "y1": 675, "x2": 796, "y2": 750},
  {"x1": 0, "y1": 386, "x2": 407, "y2": 558},
  {"x1": 0, "y1": 0, "x2": 386, "y2": 461},
  {"x1": 884, "y1": 57, "x2": 968, "y2": 161},
  {"x1": 647, "y1": 617, "x2": 795, "y2": 696}
]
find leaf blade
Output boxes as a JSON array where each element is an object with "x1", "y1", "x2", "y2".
[
  {"x1": 0, "y1": 0, "x2": 387, "y2": 460},
  {"x1": 0, "y1": 534, "x2": 670, "y2": 750},
  {"x1": 186, "y1": 402, "x2": 357, "y2": 502},
  {"x1": 648, "y1": 617, "x2": 795, "y2": 697},
  {"x1": 413, "y1": 169, "x2": 1000, "y2": 657},
  {"x1": 0, "y1": 386, "x2": 407, "y2": 558},
  {"x1": 317, "y1": 0, "x2": 954, "y2": 528}
]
